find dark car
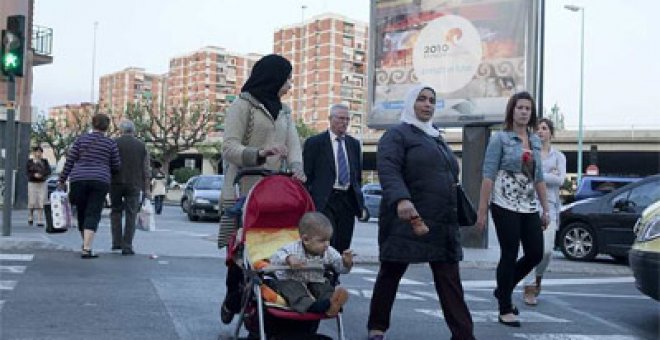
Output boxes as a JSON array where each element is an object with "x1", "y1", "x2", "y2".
[
  {"x1": 556, "y1": 174, "x2": 660, "y2": 261},
  {"x1": 180, "y1": 175, "x2": 223, "y2": 221},
  {"x1": 629, "y1": 200, "x2": 660, "y2": 300},
  {"x1": 359, "y1": 183, "x2": 382, "y2": 222},
  {"x1": 573, "y1": 176, "x2": 641, "y2": 201}
]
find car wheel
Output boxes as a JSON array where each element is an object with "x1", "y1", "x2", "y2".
[
  {"x1": 559, "y1": 222, "x2": 598, "y2": 261},
  {"x1": 358, "y1": 208, "x2": 370, "y2": 222},
  {"x1": 181, "y1": 198, "x2": 188, "y2": 213},
  {"x1": 610, "y1": 255, "x2": 629, "y2": 264},
  {"x1": 188, "y1": 211, "x2": 199, "y2": 221}
]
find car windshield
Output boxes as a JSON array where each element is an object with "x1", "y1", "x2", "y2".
[{"x1": 194, "y1": 177, "x2": 222, "y2": 190}]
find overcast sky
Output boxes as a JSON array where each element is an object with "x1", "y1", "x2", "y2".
[{"x1": 33, "y1": 0, "x2": 659, "y2": 130}]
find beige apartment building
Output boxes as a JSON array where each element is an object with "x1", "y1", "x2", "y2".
[
  {"x1": 166, "y1": 46, "x2": 261, "y2": 113},
  {"x1": 98, "y1": 67, "x2": 165, "y2": 118},
  {"x1": 47, "y1": 102, "x2": 95, "y2": 131},
  {"x1": 274, "y1": 13, "x2": 368, "y2": 134}
]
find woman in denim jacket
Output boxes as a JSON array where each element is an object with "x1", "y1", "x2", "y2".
[{"x1": 475, "y1": 92, "x2": 550, "y2": 327}]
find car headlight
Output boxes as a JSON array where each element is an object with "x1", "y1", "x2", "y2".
[
  {"x1": 195, "y1": 198, "x2": 211, "y2": 204},
  {"x1": 637, "y1": 216, "x2": 660, "y2": 242}
]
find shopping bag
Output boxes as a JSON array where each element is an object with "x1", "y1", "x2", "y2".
[
  {"x1": 49, "y1": 190, "x2": 73, "y2": 231},
  {"x1": 137, "y1": 198, "x2": 155, "y2": 231}
]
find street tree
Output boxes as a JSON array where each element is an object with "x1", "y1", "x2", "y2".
[
  {"x1": 295, "y1": 118, "x2": 318, "y2": 142},
  {"x1": 197, "y1": 141, "x2": 223, "y2": 174},
  {"x1": 31, "y1": 108, "x2": 93, "y2": 165},
  {"x1": 121, "y1": 101, "x2": 220, "y2": 176}
]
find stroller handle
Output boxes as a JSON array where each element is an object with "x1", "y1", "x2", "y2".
[{"x1": 234, "y1": 168, "x2": 292, "y2": 185}]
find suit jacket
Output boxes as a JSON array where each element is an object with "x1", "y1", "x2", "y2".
[{"x1": 303, "y1": 130, "x2": 364, "y2": 215}]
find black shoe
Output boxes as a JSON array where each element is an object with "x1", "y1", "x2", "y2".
[
  {"x1": 111, "y1": 246, "x2": 122, "y2": 251},
  {"x1": 498, "y1": 315, "x2": 521, "y2": 327},
  {"x1": 220, "y1": 301, "x2": 235, "y2": 324},
  {"x1": 28, "y1": 220, "x2": 33, "y2": 226},
  {"x1": 122, "y1": 249, "x2": 135, "y2": 256},
  {"x1": 81, "y1": 249, "x2": 99, "y2": 259},
  {"x1": 36, "y1": 223, "x2": 44, "y2": 228}
]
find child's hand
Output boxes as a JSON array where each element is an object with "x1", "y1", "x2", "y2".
[
  {"x1": 342, "y1": 249, "x2": 354, "y2": 268},
  {"x1": 286, "y1": 255, "x2": 305, "y2": 269}
]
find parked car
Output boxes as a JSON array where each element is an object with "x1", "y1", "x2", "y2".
[
  {"x1": 629, "y1": 200, "x2": 660, "y2": 300},
  {"x1": 556, "y1": 174, "x2": 660, "y2": 261},
  {"x1": 573, "y1": 176, "x2": 641, "y2": 201},
  {"x1": 180, "y1": 175, "x2": 223, "y2": 221},
  {"x1": 359, "y1": 183, "x2": 382, "y2": 222}
]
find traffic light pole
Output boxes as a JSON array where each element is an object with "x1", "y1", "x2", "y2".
[{"x1": 3, "y1": 75, "x2": 16, "y2": 236}]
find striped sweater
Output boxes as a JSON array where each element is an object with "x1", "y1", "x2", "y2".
[{"x1": 59, "y1": 132, "x2": 121, "y2": 184}]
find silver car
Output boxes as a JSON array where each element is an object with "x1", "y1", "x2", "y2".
[{"x1": 180, "y1": 175, "x2": 223, "y2": 221}]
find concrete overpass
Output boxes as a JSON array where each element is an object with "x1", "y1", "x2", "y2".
[{"x1": 361, "y1": 129, "x2": 660, "y2": 177}]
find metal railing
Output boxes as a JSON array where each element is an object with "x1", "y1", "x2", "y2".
[{"x1": 32, "y1": 25, "x2": 53, "y2": 56}]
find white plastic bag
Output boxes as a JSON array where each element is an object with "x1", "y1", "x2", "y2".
[
  {"x1": 137, "y1": 198, "x2": 155, "y2": 231},
  {"x1": 50, "y1": 190, "x2": 73, "y2": 230}
]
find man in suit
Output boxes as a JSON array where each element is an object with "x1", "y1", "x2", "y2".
[{"x1": 303, "y1": 104, "x2": 364, "y2": 253}]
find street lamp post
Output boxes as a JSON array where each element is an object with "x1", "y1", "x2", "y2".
[
  {"x1": 564, "y1": 4, "x2": 585, "y2": 186},
  {"x1": 91, "y1": 21, "x2": 98, "y2": 103}
]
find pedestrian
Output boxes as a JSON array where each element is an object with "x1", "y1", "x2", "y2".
[
  {"x1": 522, "y1": 118, "x2": 566, "y2": 305},
  {"x1": 218, "y1": 54, "x2": 306, "y2": 324},
  {"x1": 303, "y1": 103, "x2": 364, "y2": 253},
  {"x1": 269, "y1": 212, "x2": 351, "y2": 316},
  {"x1": 151, "y1": 163, "x2": 167, "y2": 215},
  {"x1": 110, "y1": 119, "x2": 151, "y2": 256},
  {"x1": 367, "y1": 85, "x2": 475, "y2": 340},
  {"x1": 58, "y1": 113, "x2": 121, "y2": 259},
  {"x1": 27, "y1": 146, "x2": 51, "y2": 227},
  {"x1": 475, "y1": 91, "x2": 550, "y2": 327}
]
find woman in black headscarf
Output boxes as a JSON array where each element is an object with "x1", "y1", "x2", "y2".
[{"x1": 218, "y1": 54, "x2": 306, "y2": 324}]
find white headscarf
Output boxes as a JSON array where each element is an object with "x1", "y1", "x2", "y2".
[{"x1": 400, "y1": 84, "x2": 440, "y2": 137}]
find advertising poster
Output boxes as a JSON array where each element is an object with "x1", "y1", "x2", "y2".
[{"x1": 369, "y1": 0, "x2": 538, "y2": 128}]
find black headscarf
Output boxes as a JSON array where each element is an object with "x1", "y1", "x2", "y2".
[{"x1": 240, "y1": 54, "x2": 292, "y2": 120}]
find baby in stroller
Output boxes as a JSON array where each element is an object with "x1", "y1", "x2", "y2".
[{"x1": 268, "y1": 212, "x2": 352, "y2": 316}]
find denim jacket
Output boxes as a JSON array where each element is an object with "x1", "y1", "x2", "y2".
[{"x1": 482, "y1": 130, "x2": 544, "y2": 183}]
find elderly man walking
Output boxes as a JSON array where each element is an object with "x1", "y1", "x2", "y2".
[{"x1": 110, "y1": 120, "x2": 151, "y2": 255}]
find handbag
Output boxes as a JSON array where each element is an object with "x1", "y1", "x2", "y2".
[{"x1": 434, "y1": 137, "x2": 477, "y2": 226}]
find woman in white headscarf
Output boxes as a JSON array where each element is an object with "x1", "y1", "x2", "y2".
[{"x1": 366, "y1": 85, "x2": 475, "y2": 340}]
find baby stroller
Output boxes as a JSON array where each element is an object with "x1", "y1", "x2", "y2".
[{"x1": 225, "y1": 169, "x2": 346, "y2": 340}]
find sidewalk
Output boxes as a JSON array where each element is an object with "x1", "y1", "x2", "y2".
[{"x1": 1, "y1": 209, "x2": 632, "y2": 275}]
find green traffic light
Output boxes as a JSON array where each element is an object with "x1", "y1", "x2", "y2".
[{"x1": 3, "y1": 53, "x2": 18, "y2": 69}]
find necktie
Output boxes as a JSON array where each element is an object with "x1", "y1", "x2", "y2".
[{"x1": 336, "y1": 137, "x2": 349, "y2": 186}]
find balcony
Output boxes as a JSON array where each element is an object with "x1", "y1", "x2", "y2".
[{"x1": 32, "y1": 25, "x2": 53, "y2": 66}]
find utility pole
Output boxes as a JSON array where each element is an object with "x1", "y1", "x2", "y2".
[
  {"x1": 91, "y1": 21, "x2": 98, "y2": 103},
  {"x1": 2, "y1": 75, "x2": 16, "y2": 236}
]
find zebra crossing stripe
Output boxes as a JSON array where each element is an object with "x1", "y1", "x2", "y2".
[
  {"x1": 415, "y1": 309, "x2": 570, "y2": 323},
  {"x1": 0, "y1": 265, "x2": 26, "y2": 274},
  {"x1": 0, "y1": 300, "x2": 4, "y2": 312},
  {"x1": 0, "y1": 254, "x2": 34, "y2": 261},
  {"x1": 513, "y1": 334, "x2": 641, "y2": 340},
  {"x1": 0, "y1": 280, "x2": 17, "y2": 290}
]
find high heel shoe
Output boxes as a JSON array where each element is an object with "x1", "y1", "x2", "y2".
[{"x1": 498, "y1": 314, "x2": 521, "y2": 327}]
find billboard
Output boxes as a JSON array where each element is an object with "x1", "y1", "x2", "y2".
[{"x1": 368, "y1": 0, "x2": 541, "y2": 128}]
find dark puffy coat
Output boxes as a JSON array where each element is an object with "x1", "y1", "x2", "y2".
[{"x1": 377, "y1": 123, "x2": 462, "y2": 263}]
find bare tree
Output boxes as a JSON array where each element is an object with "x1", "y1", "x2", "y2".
[
  {"x1": 122, "y1": 101, "x2": 220, "y2": 176},
  {"x1": 31, "y1": 107, "x2": 93, "y2": 166},
  {"x1": 197, "y1": 141, "x2": 223, "y2": 174}
]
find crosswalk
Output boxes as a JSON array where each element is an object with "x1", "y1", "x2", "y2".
[
  {"x1": 344, "y1": 266, "x2": 647, "y2": 340},
  {"x1": 0, "y1": 253, "x2": 33, "y2": 312}
]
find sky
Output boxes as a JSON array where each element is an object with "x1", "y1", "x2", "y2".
[{"x1": 32, "y1": 0, "x2": 659, "y2": 130}]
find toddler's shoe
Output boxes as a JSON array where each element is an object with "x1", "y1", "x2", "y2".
[{"x1": 325, "y1": 287, "x2": 349, "y2": 317}]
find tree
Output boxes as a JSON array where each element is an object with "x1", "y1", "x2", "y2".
[
  {"x1": 30, "y1": 109, "x2": 92, "y2": 166},
  {"x1": 295, "y1": 118, "x2": 318, "y2": 142},
  {"x1": 546, "y1": 103, "x2": 565, "y2": 131},
  {"x1": 121, "y1": 101, "x2": 219, "y2": 176},
  {"x1": 197, "y1": 141, "x2": 223, "y2": 174}
]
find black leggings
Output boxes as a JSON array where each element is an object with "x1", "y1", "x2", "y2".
[
  {"x1": 490, "y1": 204, "x2": 543, "y2": 314},
  {"x1": 69, "y1": 180, "x2": 109, "y2": 233}
]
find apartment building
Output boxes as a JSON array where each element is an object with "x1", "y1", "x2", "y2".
[
  {"x1": 47, "y1": 102, "x2": 95, "y2": 132},
  {"x1": 166, "y1": 46, "x2": 261, "y2": 113},
  {"x1": 98, "y1": 67, "x2": 165, "y2": 118},
  {"x1": 274, "y1": 13, "x2": 368, "y2": 134}
]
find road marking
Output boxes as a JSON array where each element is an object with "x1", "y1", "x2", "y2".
[
  {"x1": 349, "y1": 289, "x2": 424, "y2": 300},
  {"x1": 0, "y1": 254, "x2": 34, "y2": 261},
  {"x1": 0, "y1": 300, "x2": 4, "y2": 312},
  {"x1": 415, "y1": 309, "x2": 570, "y2": 323},
  {"x1": 513, "y1": 334, "x2": 641, "y2": 340},
  {"x1": 363, "y1": 277, "x2": 426, "y2": 285},
  {"x1": 350, "y1": 267, "x2": 377, "y2": 275},
  {"x1": 461, "y1": 276, "x2": 634, "y2": 289},
  {"x1": 0, "y1": 280, "x2": 17, "y2": 290},
  {"x1": 412, "y1": 290, "x2": 488, "y2": 302},
  {"x1": 0, "y1": 265, "x2": 26, "y2": 274}
]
